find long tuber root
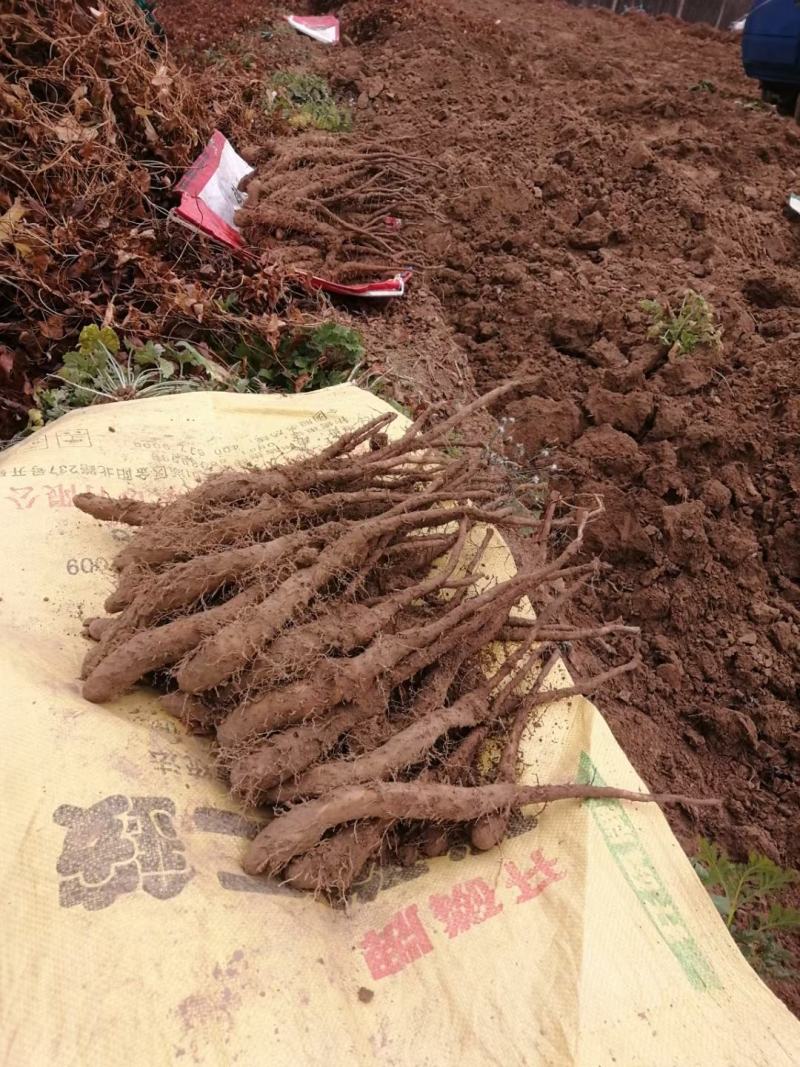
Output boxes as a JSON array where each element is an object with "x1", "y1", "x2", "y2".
[
  {"x1": 270, "y1": 632, "x2": 546, "y2": 804},
  {"x1": 176, "y1": 502, "x2": 513, "y2": 695},
  {"x1": 82, "y1": 584, "x2": 267, "y2": 703},
  {"x1": 73, "y1": 493, "x2": 162, "y2": 526},
  {"x1": 281, "y1": 724, "x2": 492, "y2": 894},
  {"x1": 228, "y1": 703, "x2": 369, "y2": 800},
  {"x1": 227, "y1": 524, "x2": 466, "y2": 697},
  {"x1": 236, "y1": 136, "x2": 441, "y2": 281},
  {"x1": 244, "y1": 781, "x2": 720, "y2": 877}
]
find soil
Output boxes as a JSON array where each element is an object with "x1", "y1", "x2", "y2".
[{"x1": 107, "y1": 0, "x2": 800, "y2": 1005}]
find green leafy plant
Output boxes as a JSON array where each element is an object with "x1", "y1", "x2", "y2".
[
  {"x1": 231, "y1": 321, "x2": 364, "y2": 393},
  {"x1": 132, "y1": 338, "x2": 224, "y2": 380},
  {"x1": 31, "y1": 326, "x2": 219, "y2": 425},
  {"x1": 270, "y1": 71, "x2": 352, "y2": 132},
  {"x1": 693, "y1": 838, "x2": 800, "y2": 979},
  {"x1": 29, "y1": 321, "x2": 364, "y2": 427},
  {"x1": 356, "y1": 371, "x2": 414, "y2": 420},
  {"x1": 640, "y1": 289, "x2": 722, "y2": 356}
]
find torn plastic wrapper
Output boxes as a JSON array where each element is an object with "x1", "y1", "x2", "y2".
[
  {"x1": 286, "y1": 14, "x2": 340, "y2": 44},
  {"x1": 174, "y1": 130, "x2": 253, "y2": 250},
  {"x1": 174, "y1": 131, "x2": 409, "y2": 298},
  {"x1": 303, "y1": 270, "x2": 412, "y2": 298}
]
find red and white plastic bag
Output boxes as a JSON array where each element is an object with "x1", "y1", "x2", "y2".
[
  {"x1": 174, "y1": 131, "x2": 253, "y2": 250},
  {"x1": 286, "y1": 14, "x2": 340, "y2": 43},
  {"x1": 174, "y1": 132, "x2": 410, "y2": 298}
]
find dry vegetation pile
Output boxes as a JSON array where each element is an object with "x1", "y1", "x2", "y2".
[{"x1": 0, "y1": 0, "x2": 282, "y2": 435}]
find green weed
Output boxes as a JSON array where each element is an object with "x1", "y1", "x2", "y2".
[
  {"x1": 270, "y1": 71, "x2": 352, "y2": 132},
  {"x1": 357, "y1": 371, "x2": 414, "y2": 420},
  {"x1": 231, "y1": 321, "x2": 364, "y2": 392},
  {"x1": 693, "y1": 838, "x2": 800, "y2": 979},
  {"x1": 28, "y1": 321, "x2": 364, "y2": 429},
  {"x1": 640, "y1": 289, "x2": 722, "y2": 356},
  {"x1": 382, "y1": 396, "x2": 413, "y2": 419},
  {"x1": 30, "y1": 326, "x2": 219, "y2": 425}
]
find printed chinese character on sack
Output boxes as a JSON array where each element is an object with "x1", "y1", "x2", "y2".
[
  {"x1": 504, "y1": 849, "x2": 565, "y2": 904},
  {"x1": 360, "y1": 904, "x2": 434, "y2": 979},
  {"x1": 428, "y1": 877, "x2": 504, "y2": 938},
  {"x1": 53, "y1": 795, "x2": 192, "y2": 911}
]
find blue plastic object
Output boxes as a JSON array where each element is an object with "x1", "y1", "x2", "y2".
[{"x1": 742, "y1": 0, "x2": 800, "y2": 93}]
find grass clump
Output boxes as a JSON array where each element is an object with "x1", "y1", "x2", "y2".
[
  {"x1": 30, "y1": 326, "x2": 221, "y2": 425},
  {"x1": 694, "y1": 838, "x2": 800, "y2": 979},
  {"x1": 26, "y1": 320, "x2": 364, "y2": 431},
  {"x1": 640, "y1": 289, "x2": 722, "y2": 356},
  {"x1": 230, "y1": 321, "x2": 364, "y2": 393},
  {"x1": 270, "y1": 72, "x2": 352, "y2": 132}
]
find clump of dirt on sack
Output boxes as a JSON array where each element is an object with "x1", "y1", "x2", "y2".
[{"x1": 74, "y1": 386, "x2": 713, "y2": 898}]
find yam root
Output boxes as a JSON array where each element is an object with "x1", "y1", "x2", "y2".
[
  {"x1": 229, "y1": 704, "x2": 366, "y2": 800},
  {"x1": 149, "y1": 413, "x2": 397, "y2": 523},
  {"x1": 121, "y1": 383, "x2": 519, "y2": 567},
  {"x1": 82, "y1": 585, "x2": 266, "y2": 703},
  {"x1": 160, "y1": 692, "x2": 217, "y2": 735},
  {"x1": 73, "y1": 492, "x2": 161, "y2": 526},
  {"x1": 83, "y1": 616, "x2": 113, "y2": 641},
  {"x1": 282, "y1": 819, "x2": 388, "y2": 893},
  {"x1": 271, "y1": 636, "x2": 545, "y2": 804},
  {"x1": 227, "y1": 523, "x2": 465, "y2": 695},
  {"x1": 281, "y1": 725, "x2": 491, "y2": 894},
  {"x1": 177, "y1": 503, "x2": 495, "y2": 695},
  {"x1": 105, "y1": 531, "x2": 322, "y2": 619},
  {"x1": 113, "y1": 487, "x2": 442, "y2": 570},
  {"x1": 244, "y1": 781, "x2": 719, "y2": 877}
]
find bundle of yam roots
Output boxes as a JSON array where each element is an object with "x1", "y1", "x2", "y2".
[
  {"x1": 74, "y1": 385, "x2": 706, "y2": 897},
  {"x1": 236, "y1": 134, "x2": 439, "y2": 284}
]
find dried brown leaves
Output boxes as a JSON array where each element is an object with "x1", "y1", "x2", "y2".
[{"x1": 0, "y1": 0, "x2": 283, "y2": 422}]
